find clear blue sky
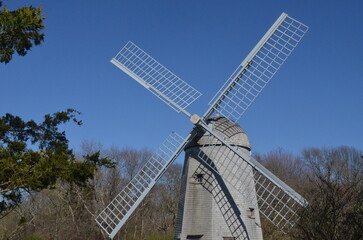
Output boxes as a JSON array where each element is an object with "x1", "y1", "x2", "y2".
[{"x1": 1, "y1": 0, "x2": 362, "y2": 160}]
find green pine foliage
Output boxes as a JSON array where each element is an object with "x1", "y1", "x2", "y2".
[
  {"x1": 0, "y1": 1, "x2": 45, "y2": 63},
  {"x1": 0, "y1": 109, "x2": 114, "y2": 217}
]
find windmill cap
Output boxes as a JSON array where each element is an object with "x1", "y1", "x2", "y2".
[{"x1": 186, "y1": 116, "x2": 251, "y2": 151}]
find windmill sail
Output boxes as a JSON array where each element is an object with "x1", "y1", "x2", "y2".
[
  {"x1": 111, "y1": 41, "x2": 202, "y2": 117},
  {"x1": 204, "y1": 13, "x2": 309, "y2": 122},
  {"x1": 95, "y1": 132, "x2": 189, "y2": 239}
]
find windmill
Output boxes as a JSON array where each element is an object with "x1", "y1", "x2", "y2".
[{"x1": 96, "y1": 12, "x2": 309, "y2": 239}]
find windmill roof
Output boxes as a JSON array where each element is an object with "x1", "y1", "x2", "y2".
[{"x1": 186, "y1": 116, "x2": 251, "y2": 151}]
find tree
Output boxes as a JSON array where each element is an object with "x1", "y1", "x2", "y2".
[
  {"x1": 0, "y1": 109, "x2": 114, "y2": 218},
  {"x1": 151, "y1": 164, "x2": 182, "y2": 234},
  {"x1": 255, "y1": 146, "x2": 363, "y2": 240},
  {"x1": 294, "y1": 146, "x2": 363, "y2": 240},
  {"x1": 255, "y1": 148, "x2": 306, "y2": 190},
  {"x1": 0, "y1": 1, "x2": 45, "y2": 63}
]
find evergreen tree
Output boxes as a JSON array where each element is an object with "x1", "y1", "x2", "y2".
[{"x1": 0, "y1": 1, "x2": 45, "y2": 63}]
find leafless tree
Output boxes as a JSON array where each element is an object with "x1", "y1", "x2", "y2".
[
  {"x1": 294, "y1": 146, "x2": 363, "y2": 240},
  {"x1": 255, "y1": 146, "x2": 363, "y2": 240}
]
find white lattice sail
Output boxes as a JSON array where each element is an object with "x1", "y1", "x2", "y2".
[
  {"x1": 95, "y1": 132, "x2": 187, "y2": 239},
  {"x1": 111, "y1": 41, "x2": 202, "y2": 116},
  {"x1": 204, "y1": 13, "x2": 309, "y2": 122}
]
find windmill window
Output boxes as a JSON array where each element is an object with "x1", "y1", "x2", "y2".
[
  {"x1": 196, "y1": 173, "x2": 204, "y2": 183},
  {"x1": 189, "y1": 173, "x2": 204, "y2": 184},
  {"x1": 187, "y1": 235, "x2": 203, "y2": 239},
  {"x1": 247, "y1": 207, "x2": 255, "y2": 219}
]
